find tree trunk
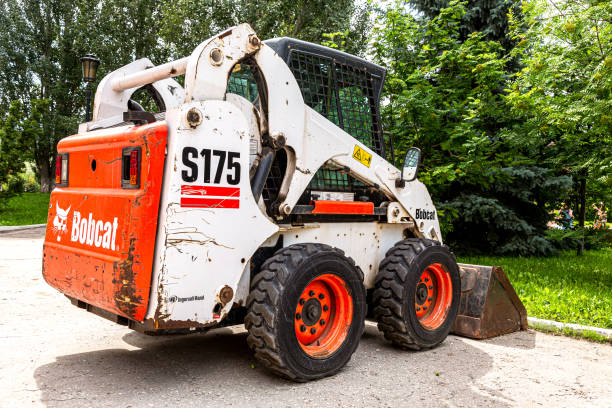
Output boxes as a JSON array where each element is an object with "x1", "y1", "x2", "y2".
[
  {"x1": 576, "y1": 174, "x2": 587, "y2": 256},
  {"x1": 39, "y1": 159, "x2": 53, "y2": 193}
]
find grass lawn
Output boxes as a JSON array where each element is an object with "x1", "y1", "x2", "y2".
[
  {"x1": 458, "y1": 249, "x2": 612, "y2": 330},
  {"x1": 0, "y1": 193, "x2": 50, "y2": 226}
]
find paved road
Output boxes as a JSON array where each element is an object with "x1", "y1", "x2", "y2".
[{"x1": 1, "y1": 228, "x2": 611, "y2": 407}]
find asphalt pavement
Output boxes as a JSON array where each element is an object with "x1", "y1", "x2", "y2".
[{"x1": 1, "y1": 227, "x2": 611, "y2": 407}]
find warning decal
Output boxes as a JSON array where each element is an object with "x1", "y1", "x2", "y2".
[{"x1": 352, "y1": 145, "x2": 372, "y2": 168}]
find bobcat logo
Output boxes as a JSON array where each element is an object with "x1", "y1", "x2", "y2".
[{"x1": 52, "y1": 203, "x2": 71, "y2": 242}]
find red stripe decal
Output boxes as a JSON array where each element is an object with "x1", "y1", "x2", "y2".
[
  {"x1": 181, "y1": 185, "x2": 240, "y2": 197},
  {"x1": 180, "y1": 197, "x2": 240, "y2": 209}
]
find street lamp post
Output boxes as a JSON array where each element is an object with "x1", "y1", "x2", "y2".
[{"x1": 80, "y1": 53, "x2": 100, "y2": 122}]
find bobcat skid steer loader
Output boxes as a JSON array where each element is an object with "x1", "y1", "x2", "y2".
[{"x1": 43, "y1": 24, "x2": 526, "y2": 381}]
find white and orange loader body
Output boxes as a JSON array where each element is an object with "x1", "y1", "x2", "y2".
[{"x1": 43, "y1": 24, "x2": 526, "y2": 380}]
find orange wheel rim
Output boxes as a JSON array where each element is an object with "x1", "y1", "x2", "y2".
[
  {"x1": 294, "y1": 274, "x2": 353, "y2": 358},
  {"x1": 415, "y1": 263, "x2": 453, "y2": 330}
]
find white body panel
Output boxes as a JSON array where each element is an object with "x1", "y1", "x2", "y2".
[
  {"x1": 146, "y1": 100, "x2": 278, "y2": 325},
  {"x1": 277, "y1": 223, "x2": 406, "y2": 289}
]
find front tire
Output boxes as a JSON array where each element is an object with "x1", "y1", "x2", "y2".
[
  {"x1": 373, "y1": 238, "x2": 460, "y2": 350},
  {"x1": 245, "y1": 243, "x2": 366, "y2": 381}
]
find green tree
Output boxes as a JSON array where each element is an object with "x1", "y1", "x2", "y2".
[
  {"x1": 0, "y1": 102, "x2": 27, "y2": 198},
  {"x1": 0, "y1": 0, "x2": 99, "y2": 192},
  {"x1": 158, "y1": 1, "x2": 237, "y2": 59},
  {"x1": 238, "y1": 0, "x2": 371, "y2": 56},
  {"x1": 408, "y1": 0, "x2": 523, "y2": 54},
  {"x1": 0, "y1": 0, "x2": 371, "y2": 193},
  {"x1": 158, "y1": 0, "x2": 371, "y2": 59},
  {"x1": 372, "y1": 0, "x2": 570, "y2": 255},
  {"x1": 97, "y1": 0, "x2": 174, "y2": 66},
  {"x1": 506, "y1": 0, "x2": 612, "y2": 253},
  {"x1": 0, "y1": 99, "x2": 46, "y2": 207}
]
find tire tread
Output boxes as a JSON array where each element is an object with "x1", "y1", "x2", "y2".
[
  {"x1": 372, "y1": 238, "x2": 455, "y2": 350},
  {"x1": 245, "y1": 243, "x2": 364, "y2": 381}
]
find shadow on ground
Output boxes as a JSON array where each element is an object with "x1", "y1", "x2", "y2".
[
  {"x1": 32, "y1": 323, "x2": 527, "y2": 407},
  {"x1": 479, "y1": 328, "x2": 537, "y2": 350}
]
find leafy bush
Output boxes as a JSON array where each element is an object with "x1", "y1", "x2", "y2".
[
  {"x1": 371, "y1": 2, "x2": 573, "y2": 256},
  {"x1": 546, "y1": 228, "x2": 612, "y2": 251},
  {"x1": 441, "y1": 167, "x2": 571, "y2": 256},
  {"x1": 3, "y1": 173, "x2": 39, "y2": 194},
  {"x1": 6, "y1": 175, "x2": 24, "y2": 193},
  {"x1": 23, "y1": 175, "x2": 40, "y2": 192}
]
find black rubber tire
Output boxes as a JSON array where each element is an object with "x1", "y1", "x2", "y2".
[
  {"x1": 372, "y1": 238, "x2": 460, "y2": 350},
  {"x1": 245, "y1": 243, "x2": 366, "y2": 381}
]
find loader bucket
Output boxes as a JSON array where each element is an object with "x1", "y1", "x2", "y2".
[{"x1": 452, "y1": 264, "x2": 528, "y2": 339}]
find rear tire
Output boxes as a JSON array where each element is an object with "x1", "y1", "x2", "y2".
[
  {"x1": 245, "y1": 243, "x2": 366, "y2": 381},
  {"x1": 373, "y1": 238, "x2": 460, "y2": 350}
]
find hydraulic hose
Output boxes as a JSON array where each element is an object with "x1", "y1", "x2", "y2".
[{"x1": 251, "y1": 147, "x2": 276, "y2": 202}]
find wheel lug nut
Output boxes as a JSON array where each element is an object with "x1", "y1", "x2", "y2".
[
  {"x1": 425, "y1": 278, "x2": 429, "y2": 282},
  {"x1": 320, "y1": 319, "x2": 325, "y2": 326},
  {"x1": 318, "y1": 293, "x2": 325, "y2": 300},
  {"x1": 416, "y1": 307, "x2": 421, "y2": 311},
  {"x1": 309, "y1": 290, "x2": 315, "y2": 297},
  {"x1": 299, "y1": 298, "x2": 305, "y2": 305},
  {"x1": 323, "y1": 305, "x2": 329, "y2": 311},
  {"x1": 296, "y1": 313, "x2": 301, "y2": 320},
  {"x1": 300, "y1": 325, "x2": 306, "y2": 332},
  {"x1": 310, "y1": 327, "x2": 316, "y2": 334},
  {"x1": 428, "y1": 285, "x2": 433, "y2": 289},
  {"x1": 423, "y1": 306, "x2": 428, "y2": 310}
]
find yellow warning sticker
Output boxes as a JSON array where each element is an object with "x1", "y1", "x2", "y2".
[{"x1": 352, "y1": 145, "x2": 372, "y2": 168}]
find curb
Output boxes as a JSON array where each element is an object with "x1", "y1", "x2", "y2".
[
  {"x1": 0, "y1": 224, "x2": 46, "y2": 234},
  {"x1": 528, "y1": 317, "x2": 612, "y2": 339}
]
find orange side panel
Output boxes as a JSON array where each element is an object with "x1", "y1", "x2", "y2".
[
  {"x1": 311, "y1": 200, "x2": 374, "y2": 214},
  {"x1": 42, "y1": 122, "x2": 167, "y2": 322}
]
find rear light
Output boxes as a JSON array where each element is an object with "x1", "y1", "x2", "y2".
[
  {"x1": 61, "y1": 157, "x2": 68, "y2": 182},
  {"x1": 55, "y1": 156, "x2": 62, "y2": 184},
  {"x1": 130, "y1": 150, "x2": 138, "y2": 185},
  {"x1": 55, "y1": 153, "x2": 69, "y2": 187},
  {"x1": 122, "y1": 147, "x2": 141, "y2": 189}
]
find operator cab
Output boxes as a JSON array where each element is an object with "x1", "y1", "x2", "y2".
[
  {"x1": 264, "y1": 38, "x2": 388, "y2": 159},
  {"x1": 229, "y1": 38, "x2": 393, "y2": 215}
]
